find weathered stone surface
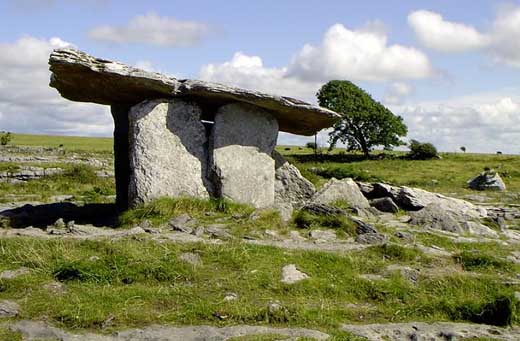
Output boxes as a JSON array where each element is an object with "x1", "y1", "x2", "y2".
[
  {"x1": 301, "y1": 203, "x2": 347, "y2": 216},
  {"x1": 281, "y1": 264, "x2": 309, "y2": 284},
  {"x1": 342, "y1": 322, "x2": 520, "y2": 341},
  {"x1": 0, "y1": 300, "x2": 19, "y2": 318},
  {"x1": 211, "y1": 103, "x2": 278, "y2": 208},
  {"x1": 309, "y1": 229, "x2": 337, "y2": 241},
  {"x1": 0, "y1": 267, "x2": 30, "y2": 280},
  {"x1": 178, "y1": 252, "x2": 202, "y2": 267},
  {"x1": 273, "y1": 151, "x2": 315, "y2": 208},
  {"x1": 365, "y1": 182, "x2": 487, "y2": 219},
  {"x1": 128, "y1": 99, "x2": 211, "y2": 206},
  {"x1": 10, "y1": 320, "x2": 330, "y2": 341},
  {"x1": 49, "y1": 48, "x2": 339, "y2": 136},
  {"x1": 370, "y1": 197, "x2": 399, "y2": 213},
  {"x1": 355, "y1": 233, "x2": 387, "y2": 244},
  {"x1": 468, "y1": 170, "x2": 507, "y2": 191},
  {"x1": 312, "y1": 178, "x2": 370, "y2": 208},
  {"x1": 409, "y1": 203, "x2": 498, "y2": 237}
]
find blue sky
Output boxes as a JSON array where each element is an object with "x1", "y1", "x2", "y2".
[{"x1": 1, "y1": 0, "x2": 519, "y2": 153}]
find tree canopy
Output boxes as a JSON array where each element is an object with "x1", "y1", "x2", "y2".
[{"x1": 317, "y1": 80, "x2": 408, "y2": 157}]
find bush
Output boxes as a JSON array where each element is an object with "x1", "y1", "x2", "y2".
[
  {"x1": 0, "y1": 132, "x2": 12, "y2": 146},
  {"x1": 63, "y1": 164, "x2": 98, "y2": 184},
  {"x1": 451, "y1": 295, "x2": 516, "y2": 326},
  {"x1": 408, "y1": 140, "x2": 438, "y2": 160},
  {"x1": 305, "y1": 142, "x2": 317, "y2": 150}
]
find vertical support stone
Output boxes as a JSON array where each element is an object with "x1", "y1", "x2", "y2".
[
  {"x1": 111, "y1": 104, "x2": 131, "y2": 211},
  {"x1": 128, "y1": 99, "x2": 211, "y2": 206},
  {"x1": 211, "y1": 103, "x2": 279, "y2": 208}
]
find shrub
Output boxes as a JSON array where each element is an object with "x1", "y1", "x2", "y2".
[
  {"x1": 408, "y1": 140, "x2": 438, "y2": 160},
  {"x1": 451, "y1": 295, "x2": 516, "y2": 326},
  {"x1": 0, "y1": 132, "x2": 12, "y2": 146},
  {"x1": 305, "y1": 142, "x2": 317, "y2": 150},
  {"x1": 293, "y1": 210, "x2": 356, "y2": 235},
  {"x1": 454, "y1": 251, "x2": 513, "y2": 272}
]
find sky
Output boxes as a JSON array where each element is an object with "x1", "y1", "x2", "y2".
[{"x1": 0, "y1": 0, "x2": 519, "y2": 153}]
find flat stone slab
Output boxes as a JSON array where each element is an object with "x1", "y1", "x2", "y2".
[
  {"x1": 342, "y1": 322, "x2": 520, "y2": 340},
  {"x1": 9, "y1": 320, "x2": 330, "y2": 340},
  {"x1": 49, "y1": 48, "x2": 339, "y2": 135}
]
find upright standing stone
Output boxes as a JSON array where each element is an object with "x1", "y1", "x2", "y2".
[
  {"x1": 128, "y1": 99, "x2": 211, "y2": 206},
  {"x1": 211, "y1": 103, "x2": 278, "y2": 208}
]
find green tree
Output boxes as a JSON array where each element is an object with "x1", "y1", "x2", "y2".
[{"x1": 317, "y1": 80, "x2": 408, "y2": 157}]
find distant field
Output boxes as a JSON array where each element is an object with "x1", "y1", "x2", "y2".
[{"x1": 9, "y1": 133, "x2": 113, "y2": 152}]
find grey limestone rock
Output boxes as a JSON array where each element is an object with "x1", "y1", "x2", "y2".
[
  {"x1": 281, "y1": 264, "x2": 309, "y2": 284},
  {"x1": 312, "y1": 178, "x2": 370, "y2": 209},
  {"x1": 370, "y1": 197, "x2": 399, "y2": 213},
  {"x1": 468, "y1": 170, "x2": 507, "y2": 191},
  {"x1": 49, "y1": 48, "x2": 339, "y2": 136},
  {"x1": 211, "y1": 103, "x2": 278, "y2": 208},
  {"x1": 128, "y1": 99, "x2": 211, "y2": 206},
  {"x1": 0, "y1": 300, "x2": 19, "y2": 318}
]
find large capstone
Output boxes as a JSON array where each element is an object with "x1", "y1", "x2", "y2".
[
  {"x1": 128, "y1": 99, "x2": 211, "y2": 206},
  {"x1": 211, "y1": 103, "x2": 278, "y2": 208}
]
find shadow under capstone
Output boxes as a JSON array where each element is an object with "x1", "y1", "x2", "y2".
[{"x1": 0, "y1": 203, "x2": 118, "y2": 229}]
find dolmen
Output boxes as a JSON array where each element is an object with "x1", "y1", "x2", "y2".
[{"x1": 48, "y1": 49, "x2": 340, "y2": 213}]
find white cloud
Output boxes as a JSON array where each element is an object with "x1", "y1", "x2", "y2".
[
  {"x1": 287, "y1": 23, "x2": 433, "y2": 82},
  {"x1": 0, "y1": 36, "x2": 112, "y2": 136},
  {"x1": 489, "y1": 5, "x2": 520, "y2": 67},
  {"x1": 408, "y1": 7, "x2": 520, "y2": 67},
  {"x1": 408, "y1": 10, "x2": 488, "y2": 52},
  {"x1": 88, "y1": 12, "x2": 209, "y2": 47},
  {"x1": 200, "y1": 52, "x2": 322, "y2": 102},
  {"x1": 384, "y1": 82, "x2": 413, "y2": 105},
  {"x1": 395, "y1": 93, "x2": 520, "y2": 153}
]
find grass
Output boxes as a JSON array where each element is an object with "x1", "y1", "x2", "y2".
[
  {"x1": 0, "y1": 164, "x2": 115, "y2": 204},
  {"x1": 277, "y1": 147, "x2": 520, "y2": 200},
  {"x1": 8, "y1": 133, "x2": 113, "y2": 152},
  {"x1": 0, "y1": 237, "x2": 517, "y2": 335}
]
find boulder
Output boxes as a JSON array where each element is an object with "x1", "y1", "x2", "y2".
[
  {"x1": 409, "y1": 203, "x2": 497, "y2": 237},
  {"x1": 370, "y1": 197, "x2": 399, "y2": 213},
  {"x1": 312, "y1": 178, "x2": 370, "y2": 208},
  {"x1": 49, "y1": 48, "x2": 339, "y2": 136},
  {"x1": 355, "y1": 233, "x2": 387, "y2": 245},
  {"x1": 281, "y1": 264, "x2": 309, "y2": 284},
  {"x1": 273, "y1": 151, "x2": 315, "y2": 208},
  {"x1": 128, "y1": 99, "x2": 211, "y2": 206},
  {"x1": 366, "y1": 183, "x2": 487, "y2": 219},
  {"x1": 0, "y1": 300, "x2": 19, "y2": 318},
  {"x1": 211, "y1": 103, "x2": 278, "y2": 208},
  {"x1": 468, "y1": 171, "x2": 507, "y2": 191}
]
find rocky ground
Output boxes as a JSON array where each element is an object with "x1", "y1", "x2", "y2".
[{"x1": 1, "y1": 146, "x2": 520, "y2": 340}]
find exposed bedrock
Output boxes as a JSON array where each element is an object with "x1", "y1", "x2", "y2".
[
  {"x1": 211, "y1": 103, "x2": 279, "y2": 208},
  {"x1": 128, "y1": 99, "x2": 211, "y2": 206}
]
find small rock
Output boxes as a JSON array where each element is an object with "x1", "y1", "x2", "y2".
[
  {"x1": 192, "y1": 226, "x2": 205, "y2": 237},
  {"x1": 264, "y1": 229, "x2": 279, "y2": 238},
  {"x1": 352, "y1": 217, "x2": 379, "y2": 235},
  {"x1": 205, "y1": 224, "x2": 232, "y2": 240},
  {"x1": 43, "y1": 281, "x2": 66, "y2": 294},
  {"x1": 179, "y1": 252, "x2": 202, "y2": 267},
  {"x1": 53, "y1": 218, "x2": 66, "y2": 229},
  {"x1": 223, "y1": 293, "x2": 238, "y2": 302},
  {"x1": 0, "y1": 267, "x2": 30, "y2": 280},
  {"x1": 289, "y1": 230, "x2": 306, "y2": 242},
  {"x1": 355, "y1": 233, "x2": 387, "y2": 245},
  {"x1": 0, "y1": 300, "x2": 19, "y2": 317},
  {"x1": 89, "y1": 256, "x2": 100, "y2": 262},
  {"x1": 169, "y1": 214, "x2": 196, "y2": 234},
  {"x1": 268, "y1": 300, "x2": 285, "y2": 314},
  {"x1": 394, "y1": 231, "x2": 414, "y2": 243},
  {"x1": 66, "y1": 220, "x2": 75, "y2": 230},
  {"x1": 281, "y1": 264, "x2": 309, "y2": 284},
  {"x1": 370, "y1": 197, "x2": 399, "y2": 213},
  {"x1": 386, "y1": 264, "x2": 420, "y2": 284},
  {"x1": 139, "y1": 220, "x2": 152, "y2": 230},
  {"x1": 309, "y1": 229, "x2": 336, "y2": 241}
]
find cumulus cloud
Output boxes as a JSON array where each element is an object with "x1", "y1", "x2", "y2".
[
  {"x1": 408, "y1": 6, "x2": 520, "y2": 67},
  {"x1": 0, "y1": 36, "x2": 112, "y2": 136},
  {"x1": 88, "y1": 12, "x2": 210, "y2": 47},
  {"x1": 396, "y1": 94, "x2": 520, "y2": 153},
  {"x1": 287, "y1": 24, "x2": 433, "y2": 82},
  {"x1": 384, "y1": 82, "x2": 413, "y2": 105},
  {"x1": 200, "y1": 52, "x2": 321, "y2": 102},
  {"x1": 408, "y1": 10, "x2": 488, "y2": 52}
]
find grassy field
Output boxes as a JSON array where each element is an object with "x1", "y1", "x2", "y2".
[
  {"x1": 1, "y1": 134, "x2": 519, "y2": 339},
  {"x1": 9, "y1": 133, "x2": 113, "y2": 152}
]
